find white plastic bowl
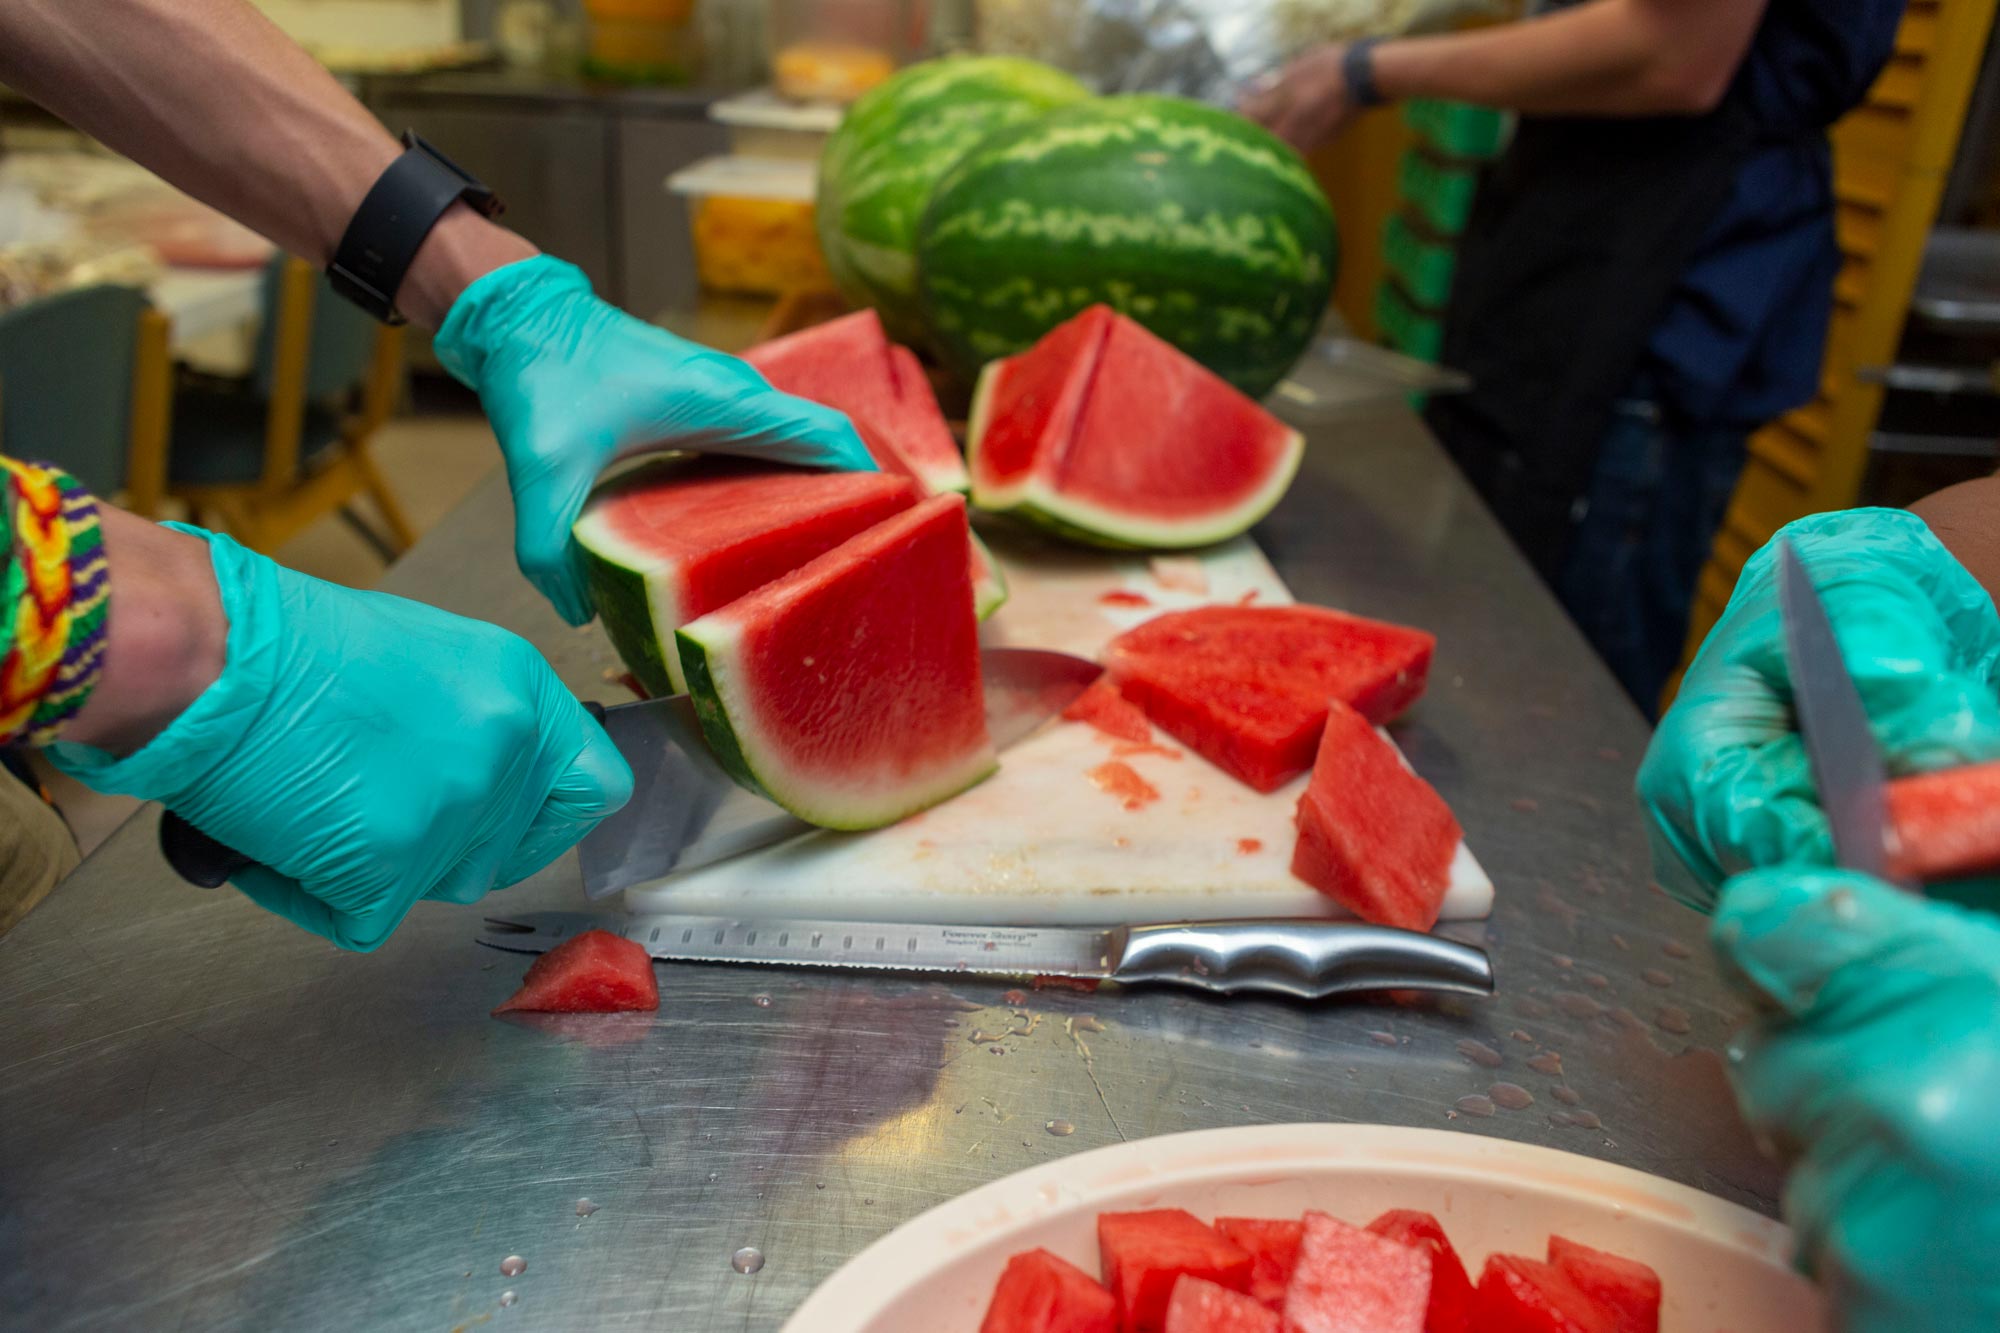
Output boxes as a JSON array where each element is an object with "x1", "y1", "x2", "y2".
[{"x1": 784, "y1": 1124, "x2": 1825, "y2": 1332}]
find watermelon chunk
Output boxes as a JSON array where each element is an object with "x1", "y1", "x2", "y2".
[
  {"x1": 1214, "y1": 1218, "x2": 1305, "y2": 1311},
  {"x1": 1064, "y1": 678, "x2": 1154, "y2": 744},
  {"x1": 576, "y1": 456, "x2": 920, "y2": 697},
  {"x1": 1164, "y1": 1276, "x2": 1280, "y2": 1333},
  {"x1": 1885, "y1": 759, "x2": 2000, "y2": 884},
  {"x1": 1546, "y1": 1237, "x2": 1660, "y2": 1333},
  {"x1": 1366, "y1": 1211, "x2": 1476, "y2": 1333},
  {"x1": 1291, "y1": 700, "x2": 1462, "y2": 931},
  {"x1": 1098, "y1": 1209, "x2": 1254, "y2": 1333},
  {"x1": 1474, "y1": 1256, "x2": 1616, "y2": 1333},
  {"x1": 967, "y1": 306, "x2": 1305, "y2": 550},
  {"x1": 676, "y1": 494, "x2": 997, "y2": 829},
  {"x1": 493, "y1": 929, "x2": 658, "y2": 1015},
  {"x1": 980, "y1": 1248, "x2": 1119, "y2": 1333},
  {"x1": 1283, "y1": 1211, "x2": 1431, "y2": 1333},
  {"x1": 1106, "y1": 605, "x2": 1435, "y2": 793}
]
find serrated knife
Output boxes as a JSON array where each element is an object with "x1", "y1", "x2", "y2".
[{"x1": 478, "y1": 911, "x2": 1497, "y2": 999}]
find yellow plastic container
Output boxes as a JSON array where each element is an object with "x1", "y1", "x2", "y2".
[{"x1": 669, "y1": 157, "x2": 829, "y2": 296}]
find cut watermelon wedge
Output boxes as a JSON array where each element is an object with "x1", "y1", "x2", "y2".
[
  {"x1": 1064, "y1": 678, "x2": 1154, "y2": 744},
  {"x1": 1283, "y1": 1211, "x2": 1431, "y2": 1333},
  {"x1": 1163, "y1": 1276, "x2": 1280, "y2": 1333},
  {"x1": 1098, "y1": 1209, "x2": 1253, "y2": 1333},
  {"x1": 980, "y1": 1248, "x2": 1119, "y2": 1333},
  {"x1": 1368, "y1": 1210, "x2": 1476, "y2": 1333},
  {"x1": 1885, "y1": 759, "x2": 2000, "y2": 884},
  {"x1": 676, "y1": 494, "x2": 997, "y2": 830},
  {"x1": 1214, "y1": 1218, "x2": 1304, "y2": 1311},
  {"x1": 1474, "y1": 1255, "x2": 1615, "y2": 1333},
  {"x1": 492, "y1": 929, "x2": 659, "y2": 1015},
  {"x1": 1545, "y1": 1238, "x2": 1660, "y2": 1333},
  {"x1": 967, "y1": 306, "x2": 1303, "y2": 549},
  {"x1": 1292, "y1": 701, "x2": 1462, "y2": 931},
  {"x1": 577, "y1": 456, "x2": 920, "y2": 696},
  {"x1": 1106, "y1": 605, "x2": 1436, "y2": 792}
]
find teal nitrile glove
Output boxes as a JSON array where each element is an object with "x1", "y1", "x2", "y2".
[
  {"x1": 434, "y1": 256, "x2": 877, "y2": 625},
  {"x1": 1637, "y1": 508, "x2": 2000, "y2": 911},
  {"x1": 1713, "y1": 867, "x2": 2000, "y2": 1332},
  {"x1": 48, "y1": 527, "x2": 632, "y2": 951}
]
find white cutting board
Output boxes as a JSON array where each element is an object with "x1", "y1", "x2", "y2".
[{"x1": 625, "y1": 527, "x2": 1495, "y2": 926}]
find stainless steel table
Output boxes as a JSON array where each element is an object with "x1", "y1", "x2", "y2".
[{"x1": 0, "y1": 410, "x2": 1778, "y2": 1331}]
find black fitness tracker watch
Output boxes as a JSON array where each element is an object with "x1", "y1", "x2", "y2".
[
  {"x1": 1344, "y1": 36, "x2": 1387, "y2": 111},
  {"x1": 328, "y1": 131, "x2": 505, "y2": 324}
]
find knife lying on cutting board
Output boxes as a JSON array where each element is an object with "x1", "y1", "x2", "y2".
[{"x1": 478, "y1": 911, "x2": 1497, "y2": 1000}]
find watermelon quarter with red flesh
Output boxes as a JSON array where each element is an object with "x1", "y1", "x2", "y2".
[
  {"x1": 1214, "y1": 1217, "x2": 1304, "y2": 1311},
  {"x1": 1106, "y1": 604, "x2": 1436, "y2": 793},
  {"x1": 967, "y1": 306, "x2": 1304, "y2": 550},
  {"x1": 576, "y1": 456, "x2": 920, "y2": 697},
  {"x1": 1292, "y1": 700, "x2": 1462, "y2": 931},
  {"x1": 1097, "y1": 1209, "x2": 1253, "y2": 1333},
  {"x1": 1283, "y1": 1211, "x2": 1431, "y2": 1333},
  {"x1": 493, "y1": 928, "x2": 658, "y2": 1015},
  {"x1": 1368, "y1": 1210, "x2": 1476, "y2": 1333},
  {"x1": 980, "y1": 1248, "x2": 1119, "y2": 1333},
  {"x1": 676, "y1": 494, "x2": 997, "y2": 830},
  {"x1": 1885, "y1": 759, "x2": 2000, "y2": 884},
  {"x1": 1163, "y1": 1276, "x2": 1279, "y2": 1333}
]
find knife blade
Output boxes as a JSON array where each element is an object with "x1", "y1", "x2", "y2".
[
  {"x1": 1777, "y1": 539, "x2": 1911, "y2": 889},
  {"x1": 578, "y1": 647, "x2": 1103, "y2": 898},
  {"x1": 478, "y1": 911, "x2": 1496, "y2": 1000}
]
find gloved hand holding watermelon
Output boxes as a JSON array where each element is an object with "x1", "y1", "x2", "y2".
[{"x1": 434, "y1": 256, "x2": 878, "y2": 626}]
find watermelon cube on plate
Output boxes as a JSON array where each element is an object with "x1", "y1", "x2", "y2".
[
  {"x1": 1474, "y1": 1255, "x2": 1616, "y2": 1333},
  {"x1": 1098, "y1": 1208, "x2": 1253, "y2": 1333},
  {"x1": 1164, "y1": 1275, "x2": 1281, "y2": 1333},
  {"x1": 1214, "y1": 1217, "x2": 1305, "y2": 1311},
  {"x1": 979, "y1": 1248, "x2": 1119, "y2": 1333},
  {"x1": 1366, "y1": 1210, "x2": 1476, "y2": 1333},
  {"x1": 492, "y1": 929, "x2": 658, "y2": 1015},
  {"x1": 1546, "y1": 1237, "x2": 1661, "y2": 1333},
  {"x1": 1290, "y1": 699, "x2": 1463, "y2": 931},
  {"x1": 1282, "y1": 1210, "x2": 1431, "y2": 1333}
]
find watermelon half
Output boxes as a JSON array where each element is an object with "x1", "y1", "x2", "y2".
[
  {"x1": 815, "y1": 55, "x2": 1089, "y2": 345},
  {"x1": 576, "y1": 456, "x2": 920, "y2": 697},
  {"x1": 919, "y1": 94, "x2": 1337, "y2": 396},
  {"x1": 675, "y1": 494, "x2": 997, "y2": 830},
  {"x1": 967, "y1": 307, "x2": 1304, "y2": 549}
]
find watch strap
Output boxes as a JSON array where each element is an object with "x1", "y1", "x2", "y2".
[
  {"x1": 328, "y1": 131, "x2": 503, "y2": 324},
  {"x1": 1345, "y1": 37, "x2": 1387, "y2": 110}
]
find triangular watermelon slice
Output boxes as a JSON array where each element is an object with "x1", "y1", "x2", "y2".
[
  {"x1": 676, "y1": 494, "x2": 997, "y2": 830},
  {"x1": 1473, "y1": 1255, "x2": 1617, "y2": 1333},
  {"x1": 1369, "y1": 1211, "x2": 1477, "y2": 1333},
  {"x1": 493, "y1": 928, "x2": 659, "y2": 1015},
  {"x1": 576, "y1": 456, "x2": 920, "y2": 697},
  {"x1": 979, "y1": 1248, "x2": 1120, "y2": 1333},
  {"x1": 1545, "y1": 1238, "x2": 1660, "y2": 1333},
  {"x1": 967, "y1": 306, "x2": 1304, "y2": 549},
  {"x1": 1283, "y1": 1211, "x2": 1431, "y2": 1333},
  {"x1": 1164, "y1": 1276, "x2": 1280, "y2": 1333},
  {"x1": 1292, "y1": 700, "x2": 1462, "y2": 931}
]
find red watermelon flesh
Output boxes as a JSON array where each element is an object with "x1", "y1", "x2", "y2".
[
  {"x1": 980, "y1": 1248, "x2": 1119, "y2": 1333},
  {"x1": 492, "y1": 929, "x2": 658, "y2": 1015},
  {"x1": 576, "y1": 456, "x2": 920, "y2": 696},
  {"x1": 1283, "y1": 1211, "x2": 1431, "y2": 1333},
  {"x1": 1064, "y1": 678, "x2": 1154, "y2": 744},
  {"x1": 1474, "y1": 1256, "x2": 1616, "y2": 1333},
  {"x1": 675, "y1": 494, "x2": 997, "y2": 829},
  {"x1": 967, "y1": 306, "x2": 1304, "y2": 549},
  {"x1": 1098, "y1": 1209, "x2": 1253, "y2": 1333},
  {"x1": 1546, "y1": 1238, "x2": 1660, "y2": 1333},
  {"x1": 1884, "y1": 759, "x2": 2000, "y2": 883},
  {"x1": 1292, "y1": 700, "x2": 1462, "y2": 930},
  {"x1": 1215, "y1": 1218, "x2": 1305, "y2": 1310},
  {"x1": 1106, "y1": 605, "x2": 1436, "y2": 792},
  {"x1": 1164, "y1": 1276, "x2": 1280, "y2": 1333},
  {"x1": 1366, "y1": 1211, "x2": 1476, "y2": 1333}
]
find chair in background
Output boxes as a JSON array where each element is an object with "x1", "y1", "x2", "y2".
[
  {"x1": 168, "y1": 254, "x2": 414, "y2": 560},
  {"x1": 0, "y1": 284, "x2": 172, "y2": 516}
]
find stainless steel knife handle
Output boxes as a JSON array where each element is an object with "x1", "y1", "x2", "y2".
[{"x1": 1112, "y1": 921, "x2": 1495, "y2": 999}]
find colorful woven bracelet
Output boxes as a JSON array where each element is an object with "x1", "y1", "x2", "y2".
[{"x1": 0, "y1": 457, "x2": 109, "y2": 747}]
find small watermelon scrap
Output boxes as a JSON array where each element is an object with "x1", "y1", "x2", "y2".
[
  {"x1": 1884, "y1": 759, "x2": 2000, "y2": 884},
  {"x1": 1064, "y1": 678, "x2": 1154, "y2": 744},
  {"x1": 1283, "y1": 1211, "x2": 1432, "y2": 1333},
  {"x1": 1098, "y1": 1208, "x2": 1253, "y2": 1333},
  {"x1": 1474, "y1": 1255, "x2": 1615, "y2": 1333},
  {"x1": 1163, "y1": 1276, "x2": 1280, "y2": 1333},
  {"x1": 1366, "y1": 1210, "x2": 1476, "y2": 1333},
  {"x1": 980, "y1": 1248, "x2": 1119, "y2": 1333},
  {"x1": 1291, "y1": 700, "x2": 1462, "y2": 931},
  {"x1": 1214, "y1": 1217, "x2": 1304, "y2": 1311},
  {"x1": 493, "y1": 929, "x2": 658, "y2": 1015},
  {"x1": 1546, "y1": 1237, "x2": 1660, "y2": 1333}
]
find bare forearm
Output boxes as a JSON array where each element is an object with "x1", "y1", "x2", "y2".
[
  {"x1": 0, "y1": 0, "x2": 534, "y2": 325},
  {"x1": 1911, "y1": 476, "x2": 2000, "y2": 609}
]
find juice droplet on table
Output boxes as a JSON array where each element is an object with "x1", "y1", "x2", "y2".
[
  {"x1": 1045, "y1": 1119, "x2": 1076, "y2": 1137},
  {"x1": 1367, "y1": 1031, "x2": 1398, "y2": 1047},
  {"x1": 1490, "y1": 1082, "x2": 1534, "y2": 1110},
  {"x1": 1662, "y1": 938, "x2": 1694, "y2": 959},
  {"x1": 499, "y1": 1291, "x2": 518, "y2": 1308},
  {"x1": 1554, "y1": 992, "x2": 1604, "y2": 1020},
  {"x1": 1088, "y1": 761, "x2": 1160, "y2": 811},
  {"x1": 1656, "y1": 1006, "x2": 1693, "y2": 1035},
  {"x1": 1456, "y1": 1039, "x2": 1504, "y2": 1069},
  {"x1": 499, "y1": 1256, "x2": 526, "y2": 1278},
  {"x1": 1098, "y1": 590, "x2": 1152, "y2": 607},
  {"x1": 1552, "y1": 1085, "x2": 1581, "y2": 1105},
  {"x1": 1556, "y1": 1109, "x2": 1603, "y2": 1129},
  {"x1": 1236, "y1": 838, "x2": 1263, "y2": 855},
  {"x1": 575, "y1": 1198, "x2": 599, "y2": 1218},
  {"x1": 1526, "y1": 1051, "x2": 1564, "y2": 1077},
  {"x1": 1642, "y1": 968, "x2": 1674, "y2": 988},
  {"x1": 751, "y1": 994, "x2": 773, "y2": 1008},
  {"x1": 1454, "y1": 1095, "x2": 1497, "y2": 1118},
  {"x1": 731, "y1": 1247, "x2": 765, "y2": 1275}
]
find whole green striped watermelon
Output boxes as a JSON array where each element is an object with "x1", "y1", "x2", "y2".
[
  {"x1": 816, "y1": 56, "x2": 1088, "y2": 347},
  {"x1": 916, "y1": 95, "x2": 1337, "y2": 397}
]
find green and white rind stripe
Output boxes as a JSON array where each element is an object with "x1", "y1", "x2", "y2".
[
  {"x1": 1014, "y1": 427, "x2": 1306, "y2": 549},
  {"x1": 676, "y1": 620, "x2": 1000, "y2": 831},
  {"x1": 817, "y1": 56, "x2": 1088, "y2": 345},
  {"x1": 969, "y1": 529, "x2": 1010, "y2": 619},
  {"x1": 917, "y1": 95, "x2": 1337, "y2": 396},
  {"x1": 575, "y1": 507, "x2": 691, "y2": 697}
]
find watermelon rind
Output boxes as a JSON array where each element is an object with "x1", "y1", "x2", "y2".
[
  {"x1": 816, "y1": 56, "x2": 1089, "y2": 346},
  {"x1": 576, "y1": 504, "x2": 694, "y2": 697},
  {"x1": 1014, "y1": 426, "x2": 1306, "y2": 549},
  {"x1": 676, "y1": 621, "x2": 1000, "y2": 831},
  {"x1": 917, "y1": 94, "x2": 1338, "y2": 397},
  {"x1": 969, "y1": 528, "x2": 1010, "y2": 619}
]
